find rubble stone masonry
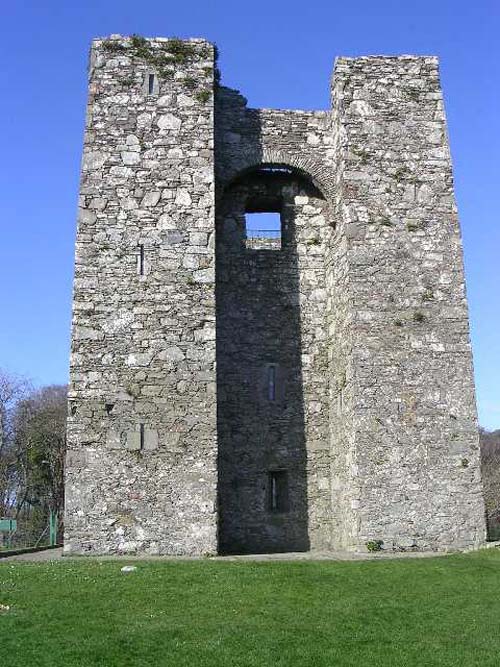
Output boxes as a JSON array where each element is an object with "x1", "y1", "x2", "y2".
[{"x1": 64, "y1": 36, "x2": 486, "y2": 555}]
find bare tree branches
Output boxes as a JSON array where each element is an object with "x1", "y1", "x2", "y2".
[
  {"x1": 13, "y1": 384, "x2": 67, "y2": 519},
  {"x1": 0, "y1": 369, "x2": 67, "y2": 548},
  {"x1": 480, "y1": 428, "x2": 500, "y2": 540},
  {"x1": 0, "y1": 369, "x2": 31, "y2": 515}
]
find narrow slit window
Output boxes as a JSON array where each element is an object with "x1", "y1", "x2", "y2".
[
  {"x1": 268, "y1": 471, "x2": 289, "y2": 513},
  {"x1": 148, "y1": 73, "x2": 155, "y2": 95},
  {"x1": 244, "y1": 212, "x2": 282, "y2": 250},
  {"x1": 268, "y1": 365, "x2": 276, "y2": 401},
  {"x1": 139, "y1": 423, "x2": 145, "y2": 451},
  {"x1": 137, "y1": 244, "x2": 145, "y2": 275}
]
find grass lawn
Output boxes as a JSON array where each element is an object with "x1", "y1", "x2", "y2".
[{"x1": 1, "y1": 550, "x2": 500, "y2": 666}]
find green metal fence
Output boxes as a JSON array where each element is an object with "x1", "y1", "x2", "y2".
[{"x1": 0, "y1": 511, "x2": 61, "y2": 551}]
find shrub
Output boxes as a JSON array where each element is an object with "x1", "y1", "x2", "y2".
[{"x1": 366, "y1": 540, "x2": 384, "y2": 552}]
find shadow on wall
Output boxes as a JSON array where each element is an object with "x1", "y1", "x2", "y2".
[
  {"x1": 216, "y1": 157, "x2": 324, "y2": 553},
  {"x1": 215, "y1": 172, "x2": 308, "y2": 554},
  {"x1": 214, "y1": 86, "x2": 335, "y2": 555}
]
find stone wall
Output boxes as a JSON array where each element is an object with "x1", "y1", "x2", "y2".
[
  {"x1": 332, "y1": 56, "x2": 486, "y2": 550},
  {"x1": 65, "y1": 37, "x2": 486, "y2": 555},
  {"x1": 216, "y1": 171, "x2": 330, "y2": 553},
  {"x1": 214, "y1": 87, "x2": 336, "y2": 553},
  {"x1": 65, "y1": 36, "x2": 218, "y2": 555}
]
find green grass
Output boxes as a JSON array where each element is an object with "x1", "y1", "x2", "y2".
[{"x1": 2, "y1": 550, "x2": 500, "y2": 666}]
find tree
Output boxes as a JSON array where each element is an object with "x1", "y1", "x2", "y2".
[
  {"x1": 479, "y1": 427, "x2": 500, "y2": 540},
  {"x1": 0, "y1": 374, "x2": 68, "y2": 545},
  {"x1": 13, "y1": 385, "x2": 67, "y2": 523},
  {"x1": 0, "y1": 369, "x2": 30, "y2": 516}
]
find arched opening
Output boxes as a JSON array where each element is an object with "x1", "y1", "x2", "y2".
[{"x1": 216, "y1": 164, "x2": 329, "y2": 554}]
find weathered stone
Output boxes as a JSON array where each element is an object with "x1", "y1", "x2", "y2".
[
  {"x1": 121, "y1": 151, "x2": 141, "y2": 165},
  {"x1": 126, "y1": 353, "x2": 154, "y2": 367},
  {"x1": 144, "y1": 429, "x2": 159, "y2": 451},
  {"x1": 192, "y1": 268, "x2": 214, "y2": 283},
  {"x1": 157, "y1": 113, "x2": 182, "y2": 131},
  {"x1": 82, "y1": 150, "x2": 108, "y2": 171},
  {"x1": 64, "y1": 37, "x2": 486, "y2": 558},
  {"x1": 158, "y1": 346, "x2": 184, "y2": 363},
  {"x1": 175, "y1": 189, "x2": 192, "y2": 206},
  {"x1": 126, "y1": 430, "x2": 141, "y2": 451},
  {"x1": 141, "y1": 191, "x2": 161, "y2": 207},
  {"x1": 106, "y1": 429, "x2": 121, "y2": 450}
]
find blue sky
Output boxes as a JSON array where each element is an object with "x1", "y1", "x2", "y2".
[{"x1": 1, "y1": 0, "x2": 498, "y2": 427}]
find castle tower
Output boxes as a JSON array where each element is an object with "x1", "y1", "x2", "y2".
[{"x1": 64, "y1": 36, "x2": 486, "y2": 555}]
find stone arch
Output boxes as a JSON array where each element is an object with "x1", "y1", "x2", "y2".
[{"x1": 218, "y1": 147, "x2": 334, "y2": 201}]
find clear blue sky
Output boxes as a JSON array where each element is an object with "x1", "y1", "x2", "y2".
[{"x1": 1, "y1": 0, "x2": 498, "y2": 427}]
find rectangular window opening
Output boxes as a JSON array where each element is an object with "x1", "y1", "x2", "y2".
[
  {"x1": 245, "y1": 212, "x2": 282, "y2": 250},
  {"x1": 139, "y1": 423, "x2": 145, "y2": 451},
  {"x1": 148, "y1": 73, "x2": 155, "y2": 95},
  {"x1": 137, "y1": 244, "x2": 145, "y2": 275},
  {"x1": 268, "y1": 471, "x2": 289, "y2": 513}
]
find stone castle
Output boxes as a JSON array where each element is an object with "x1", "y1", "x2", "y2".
[{"x1": 64, "y1": 35, "x2": 486, "y2": 555}]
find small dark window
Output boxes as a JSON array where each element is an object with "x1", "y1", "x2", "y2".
[
  {"x1": 268, "y1": 471, "x2": 289, "y2": 512},
  {"x1": 137, "y1": 244, "x2": 145, "y2": 275},
  {"x1": 148, "y1": 73, "x2": 155, "y2": 94},
  {"x1": 139, "y1": 423, "x2": 145, "y2": 451},
  {"x1": 105, "y1": 403, "x2": 114, "y2": 415},
  {"x1": 244, "y1": 212, "x2": 282, "y2": 249}
]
